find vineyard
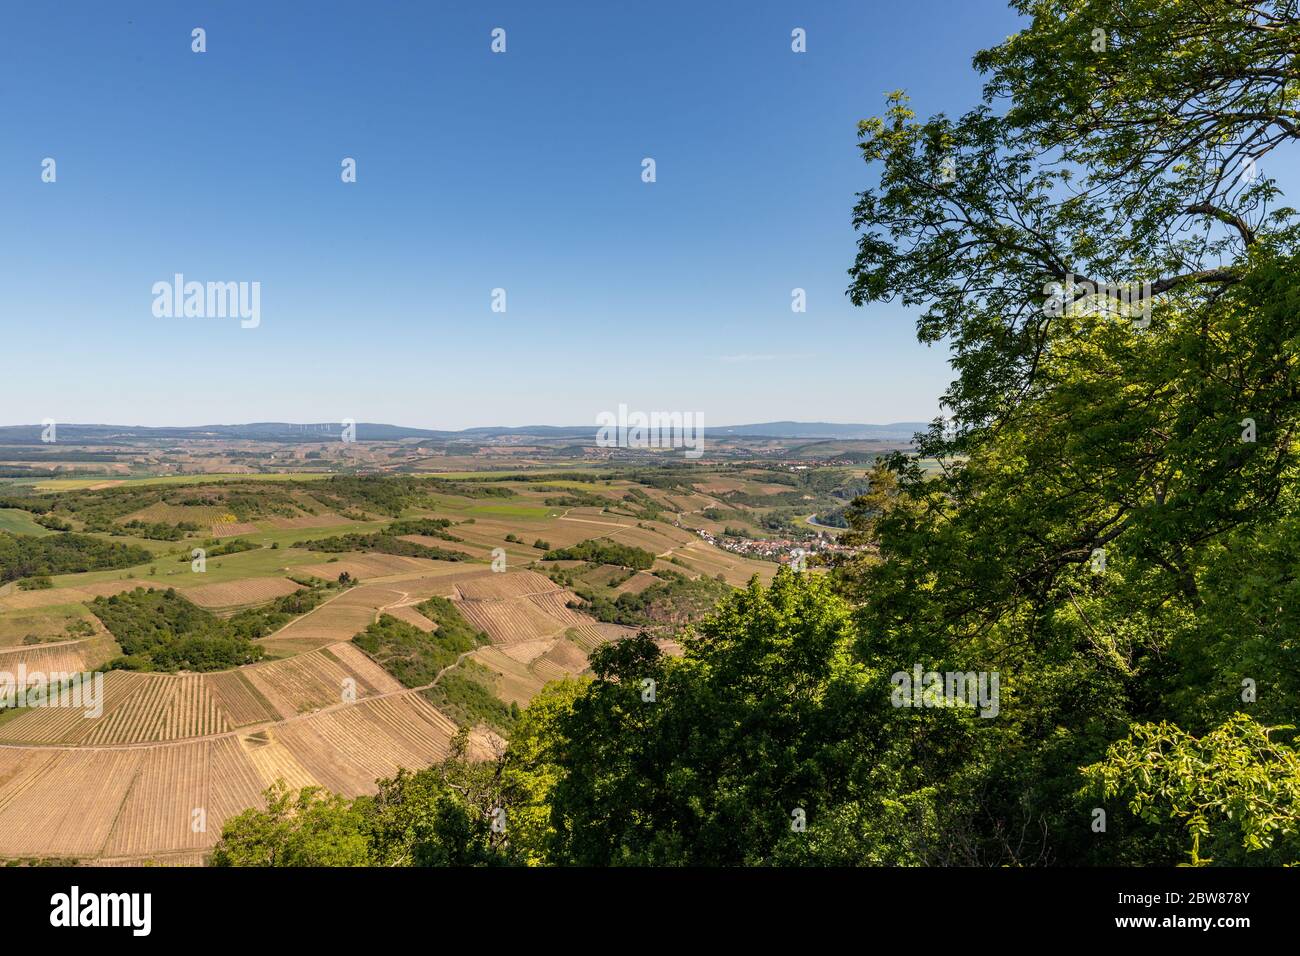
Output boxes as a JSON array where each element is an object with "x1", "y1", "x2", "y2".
[
  {"x1": 453, "y1": 569, "x2": 558, "y2": 601},
  {"x1": 0, "y1": 685, "x2": 470, "y2": 861},
  {"x1": 204, "y1": 670, "x2": 280, "y2": 726},
  {"x1": 241, "y1": 644, "x2": 403, "y2": 718},
  {"x1": 254, "y1": 594, "x2": 377, "y2": 657},
  {"x1": 181, "y1": 576, "x2": 303, "y2": 610},
  {"x1": 527, "y1": 639, "x2": 589, "y2": 684},
  {"x1": 0, "y1": 463, "x2": 800, "y2": 864},
  {"x1": 268, "y1": 694, "x2": 459, "y2": 795},
  {"x1": 0, "y1": 634, "x2": 118, "y2": 681},
  {"x1": 297, "y1": 554, "x2": 435, "y2": 580},
  {"x1": 120, "y1": 503, "x2": 229, "y2": 526},
  {"x1": 0, "y1": 748, "x2": 143, "y2": 858},
  {"x1": 454, "y1": 598, "x2": 567, "y2": 645},
  {"x1": 0, "y1": 641, "x2": 405, "y2": 746},
  {"x1": 605, "y1": 524, "x2": 693, "y2": 553},
  {"x1": 208, "y1": 521, "x2": 259, "y2": 539},
  {"x1": 100, "y1": 740, "x2": 217, "y2": 857},
  {"x1": 242, "y1": 730, "x2": 319, "y2": 792},
  {"x1": 0, "y1": 672, "x2": 230, "y2": 745},
  {"x1": 0, "y1": 461, "x2": 739, "y2": 863}
]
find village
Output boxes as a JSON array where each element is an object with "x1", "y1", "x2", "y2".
[{"x1": 690, "y1": 525, "x2": 866, "y2": 566}]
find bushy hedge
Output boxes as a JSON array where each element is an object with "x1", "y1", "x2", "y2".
[
  {"x1": 352, "y1": 597, "x2": 489, "y2": 688},
  {"x1": 89, "y1": 587, "x2": 265, "y2": 672},
  {"x1": 542, "y1": 539, "x2": 654, "y2": 570},
  {"x1": 0, "y1": 532, "x2": 150, "y2": 584}
]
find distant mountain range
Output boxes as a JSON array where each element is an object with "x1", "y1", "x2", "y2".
[
  {"x1": 709, "y1": 422, "x2": 924, "y2": 439},
  {"x1": 0, "y1": 421, "x2": 927, "y2": 444}
]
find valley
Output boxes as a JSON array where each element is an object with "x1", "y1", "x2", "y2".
[{"x1": 0, "y1": 430, "x2": 885, "y2": 863}]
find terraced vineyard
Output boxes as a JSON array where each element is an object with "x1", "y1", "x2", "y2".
[
  {"x1": 0, "y1": 563, "x2": 620, "y2": 861},
  {"x1": 0, "y1": 466, "x2": 825, "y2": 862},
  {"x1": 182, "y1": 577, "x2": 302, "y2": 609},
  {"x1": 0, "y1": 693, "x2": 464, "y2": 862},
  {"x1": 0, "y1": 634, "x2": 118, "y2": 679}
]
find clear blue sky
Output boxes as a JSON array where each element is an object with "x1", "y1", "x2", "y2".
[{"x1": 0, "y1": 0, "x2": 1024, "y2": 429}]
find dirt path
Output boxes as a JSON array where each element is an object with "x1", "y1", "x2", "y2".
[
  {"x1": 556, "y1": 515, "x2": 636, "y2": 529},
  {"x1": 0, "y1": 635, "x2": 95, "y2": 653}
]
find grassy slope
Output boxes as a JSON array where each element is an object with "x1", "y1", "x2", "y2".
[{"x1": 0, "y1": 509, "x2": 53, "y2": 536}]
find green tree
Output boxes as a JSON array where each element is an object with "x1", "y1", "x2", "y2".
[
  {"x1": 209, "y1": 782, "x2": 371, "y2": 867},
  {"x1": 367, "y1": 732, "x2": 514, "y2": 867},
  {"x1": 1083, "y1": 714, "x2": 1300, "y2": 866},
  {"x1": 545, "y1": 569, "x2": 912, "y2": 865},
  {"x1": 837, "y1": 0, "x2": 1300, "y2": 863}
]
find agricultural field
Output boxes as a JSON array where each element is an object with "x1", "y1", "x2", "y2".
[
  {"x1": 25, "y1": 473, "x2": 336, "y2": 492},
  {"x1": 0, "y1": 451, "x2": 875, "y2": 862},
  {"x1": 0, "y1": 634, "x2": 120, "y2": 686},
  {"x1": 0, "y1": 602, "x2": 104, "y2": 647},
  {"x1": 0, "y1": 508, "x2": 52, "y2": 536},
  {"x1": 120, "y1": 502, "x2": 233, "y2": 525},
  {"x1": 181, "y1": 576, "x2": 304, "y2": 610}
]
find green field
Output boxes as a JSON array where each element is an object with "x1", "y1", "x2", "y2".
[
  {"x1": 513, "y1": 479, "x2": 615, "y2": 491},
  {"x1": 0, "y1": 508, "x2": 53, "y2": 536},
  {"x1": 0, "y1": 602, "x2": 99, "y2": 646},
  {"x1": 25, "y1": 472, "x2": 335, "y2": 492},
  {"x1": 464, "y1": 503, "x2": 556, "y2": 519},
  {"x1": 417, "y1": 467, "x2": 603, "y2": 479},
  {"x1": 233, "y1": 519, "x2": 395, "y2": 549},
  {"x1": 49, "y1": 544, "x2": 324, "y2": 589}
]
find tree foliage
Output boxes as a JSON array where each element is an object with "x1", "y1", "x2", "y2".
[
  {"x1": 838, "y1": 0, "x2": 1300, "y2": 863},
  {"x1": 0, "y1": 532, "x2": 150, "y2": 584}
]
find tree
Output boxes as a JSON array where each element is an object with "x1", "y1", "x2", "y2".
[
  {"x1": 836, "y1": 0, "x2": 1300, "y2": 864},
  {"x1": 210, "y1": 720, "x2": 571, "y2": 867},
  {"x1": 367, "y1": 735, "x2": 512, "y2": 867},
  {"x1": 1083, "y1": 714, "x2": 1300, "y2": 866},
  {"x1": 209, "y1": 782, "x2": 371, "y2": 867},
  {"x1": 544, "y1": 569, "x2": 917, "y2": 865}
]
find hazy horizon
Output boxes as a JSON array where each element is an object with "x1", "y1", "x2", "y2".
[{"x1": 0, "y1": 416, "x2": 930, "y2": 429}]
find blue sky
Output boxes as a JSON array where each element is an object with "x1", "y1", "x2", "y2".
[{"x1": 0, "y1": 0, "x2": 1025, "y2": 429}]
